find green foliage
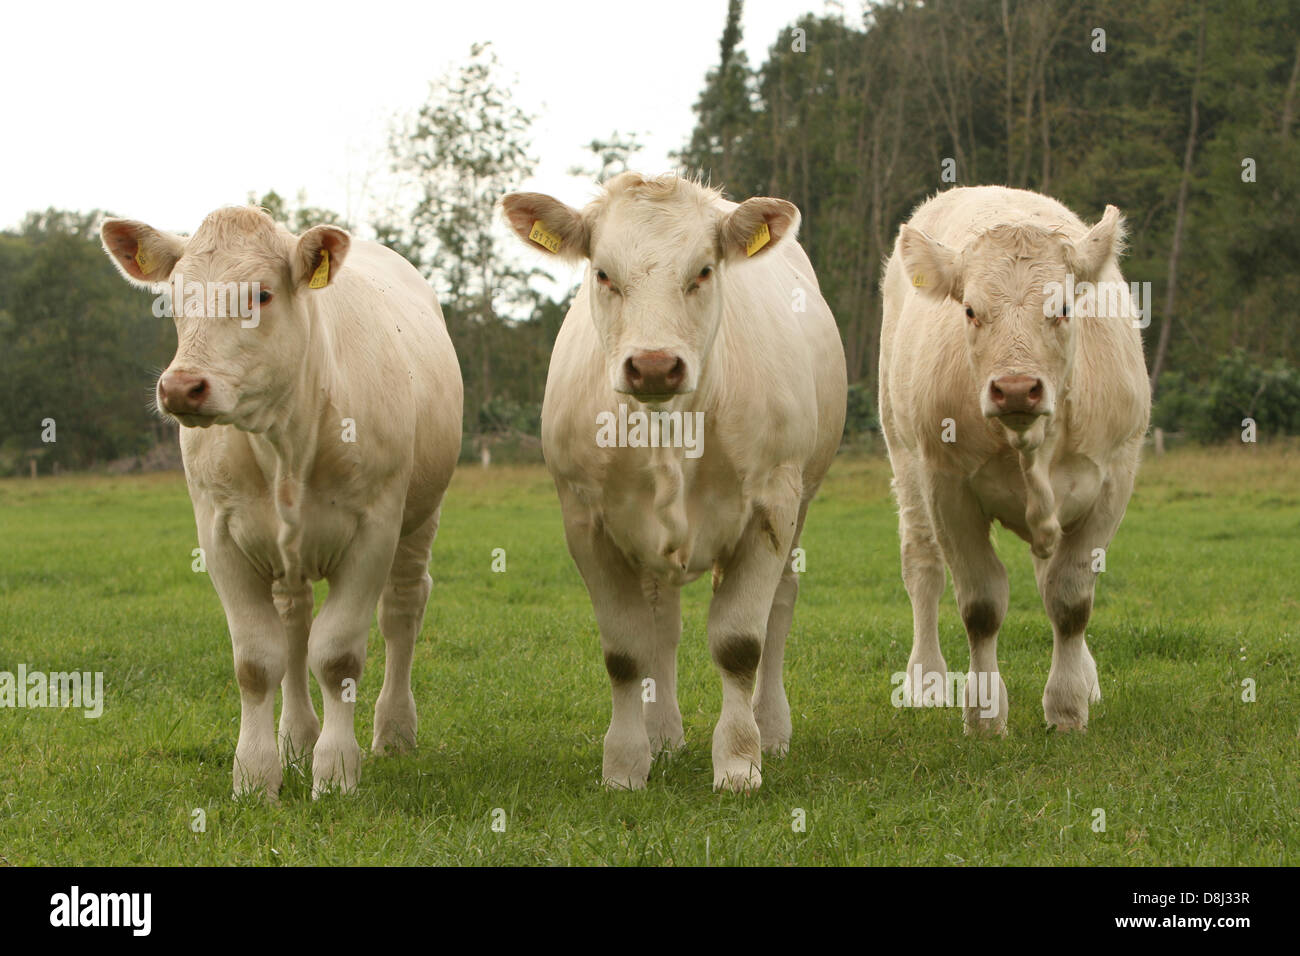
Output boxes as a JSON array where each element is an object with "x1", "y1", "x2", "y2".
[
  {"x1": 251, "y1": 189, "x2": 349, "y2": 233},
  {"x1": 842, "y1": 382, "x2": 878, "y2": 442},
  {"x1": 1154, "y1": 349, "x2": 1300, "y2": 440},
  {"x1": 384, "y1": 42, "x2": 555, "y2": 445},
  {"x1": 0, "y1": 211, "x2": 174, "y2": 474},
  {"x1": 678, "y1": 0, "x2": 1300, "y2": 401}
]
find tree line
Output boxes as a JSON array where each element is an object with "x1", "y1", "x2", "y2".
[{"x1": 2, "y1": 1, "x2": 1297, "y2": 474}]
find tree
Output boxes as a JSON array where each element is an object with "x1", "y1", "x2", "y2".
[
  {"x1": 568, "y1": 131, "x2": 644, "y2": 182},
  {"x1": 388, "y1": 42, "x2": 540, "y2": 427},
  {"x1": 250, "y1": 189, "x2": 349, "y2": 233}
]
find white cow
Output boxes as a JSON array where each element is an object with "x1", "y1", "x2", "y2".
[
  {"x1": 502, "y1": 173, "x2": 847, "y2": 791},
  {"x1": 880, "y1": 185, "x2": 1149, "y2": 732},
  {"x1": 101, "y1": 207, "x2": 462, "y2": 798}
]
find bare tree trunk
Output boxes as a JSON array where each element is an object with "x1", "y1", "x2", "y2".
[
  {"x1": 1150, "y1": 4, "x2": 1207, "y2": 394},
  {"x1": 1002, "y1": 0, "x2": 1015, "y2": 182},
  {"x1": 1040, "y1": 61, "x2": 1051, "y2": 190},
  {"x1": 1281, "y1": 39, "x2": 1300, "y2": 140}
]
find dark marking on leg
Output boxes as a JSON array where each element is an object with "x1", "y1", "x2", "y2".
[
  {"x1": 961, "y1": 601, "x2": 1001, "y2": 641},
  {"x1": 604, "y1": 651, "x2": 639, "y2": 685},
  {"x1": 320, "y1": 652, "x2": 361, "y2": 694},
  {"x1": 713, "y1": 634, "x2": 762, "y2": 689},
  {"x1": 236, "y1": 660, "x2": 268, "y2": 700},
  {"x1": 1051, "y1": 597, "x2": 1093, "y2": 637}
]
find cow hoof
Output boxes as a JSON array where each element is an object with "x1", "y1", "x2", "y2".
[
  {"x1": 233, "y1": 745, "x2": 283, "y2": 802},
  {"x1": 648, "y1": 732, "x2": 686, "y2": 756},
  {"x1": 963, "y1": 671, "x2": 1008, "y2": 735},
  {"x1": 903, "y1": 658, "x2": 953, "y2": 706},
  {"x1": 646, "y1": 707, "x2": 685, "y2": 756},
  {"x1": 373, "y1": 692, "x2": 418, "y2": 755},
  {"x1": 754, "y1": 696, "x2": 793, "y2": 754},
  {"x1": 311, "y1": 737, "x2": 361, "y2": 798},
  {"x1": 278, "y1": 714, "x2": 320, "y2": 764},
  {"x1": 371, "y1": 728, "x2": 417, "y2": 756},
  {"x1": 232, "y1": 775, "x2": 282, "y2": 805},
  {"x1": 602, "y1": 773, "x2": 649, "y2": 791},
  {"x1": 962, "y1": 716, "x2": 1008, "y2": 737},
  {"x1": 713, "y1": 761, "x2": 762, "y2": 792},
  {"x1": 1043, "y1": 671, "x2": 1094, "y2": 731}
]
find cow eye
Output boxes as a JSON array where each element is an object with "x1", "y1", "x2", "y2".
[
  {"x1": 258, "y1": 290, "x2": 273, "y2": 305},
  {"x1": 596, "y1": 270, "x2": 611, "y2": 286},
  {"x1": 698, "y1": 265, "x2": 713, "y2": 280},
  {"x1": 1060, "y1": 301, "x2": 1070, "y2": 321}
]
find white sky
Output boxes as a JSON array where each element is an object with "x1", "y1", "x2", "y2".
[{"x1": 1, "y1": 1, "x2": 841, "y2": 245}]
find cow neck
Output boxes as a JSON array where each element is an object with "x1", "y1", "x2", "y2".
[
  {"x1": 1014, "y1": 415, "x2": 1064, "y2": 559},
  {"x1": 252, "y1": 314, "x2": 335, "y2": 589}
]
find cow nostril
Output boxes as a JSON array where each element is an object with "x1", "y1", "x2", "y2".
[
  {"x1": 666, "y1": 358, "x2": 685, "y2": 386},
  {"x1": 989, "y1": 382, "x2": 1005, "y2": 404},
  {"x1": 1028, "y1": 382, "x2": 1043, "y2": 403},
  {"x1": 624, "y1": 357, "x2": 641, "y2": 388},
  {"x1": 187, "y1": 380, "x2": 207, "y2": 401}
]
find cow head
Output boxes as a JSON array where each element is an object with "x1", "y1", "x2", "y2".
[
  {"x1": 899, "y1": 205, "x2": 1124, "y2": 449},
  {"x1": 502, "y1": 173, "x2": 798, "y2": 404},
  {"x1": 101, "y1": 207, "x2": 349, "y2": 433}
]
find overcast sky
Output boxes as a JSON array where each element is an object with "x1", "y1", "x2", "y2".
[{"x1": 2, "y1": 0, "x2": 839, "y2": 240}]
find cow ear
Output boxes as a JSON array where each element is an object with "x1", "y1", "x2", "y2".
[
  {"x1": 717, "y1": 197, "x2": 800, "y2": 261},
  {"x1": 501, "y1": 192, "x2": 590, "y2": 262},
  {"x1": 294, "y1": 225, "x2": 350, "y2": 290},
  {"x1": 1068, "y1": 204, "x2": 1125, "y2": 282},
  {"x1": 100, "y1": 218, "x2": 184, "y2": 287},
  {"x1": 899, "y1": 225, "x2": 963, "y2": 302}
]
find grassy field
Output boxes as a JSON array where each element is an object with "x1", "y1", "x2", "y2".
[{"x1": 0, "y1": 445, "x2": 1297, "y2": 866}]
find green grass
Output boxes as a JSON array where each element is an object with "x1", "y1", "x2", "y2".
[{"x1": 1, "y1": 445, "x2": 1297, "y2": 865}]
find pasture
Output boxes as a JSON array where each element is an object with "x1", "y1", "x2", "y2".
[{"x1": 0, "y1": 445, "x2": 1296, "y2": 865}]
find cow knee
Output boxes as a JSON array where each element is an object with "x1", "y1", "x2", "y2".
[
  {"x1": 313, "y1": 651, "x2": 362, "y2": 698},
  {"x1": 1049, "y1": 596, "x2": 1092, "y2": 638},
  {"x1": 712, "y1": 634, "x2": 762, "y2": 690},
  {"x1": 235, "y1": 654, "x2": 283, "y2": 704},
  {"x1": 603, "y1": 650, "x2": 642, "y2": 686},
  {"x1": 961, "y1": 600, "x2": 1003, "y2": 642}
]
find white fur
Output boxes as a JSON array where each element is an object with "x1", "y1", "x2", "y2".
[
  {"x1": 101, "y1": 207, "x2": 462, "y2": 799},
  {"x1": 504, "y1": 174, "x2": 847, "y2": 790},
  {"x1": 879, "y1": 186, "x2": 1149, "y2": 732}
]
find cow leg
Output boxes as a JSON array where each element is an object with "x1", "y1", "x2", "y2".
[
  {"x1": 1034, "y1": 469, "x2": 1134, "y2": 730},
  {"x1": 373, "y1": 508, "x2": 439, "y2": 755},
  {"x1": 643, "y1": 578, "x2": 685, "y2": 755},
  {"x1": 199, "y1": 511, "x2": 285, "y2": 800},
  {"x1": 559, "y1": 489, "x2": 655, "y2": 790},
  {"x1": 309, "y1": 512, "x2": 400, "y2": 797},
  {"x1": 926, "y1": 472, "x2": 1010, "y2": 734},
  {"x1": 892, "y1": 452, "x2": 950, "y2": 706},
  {"x1": 273, "y1": 578, "x2": 319, "y2": 763},
  {"x1": 752, "y1": 499, "x2": 809, "y2": 756},
  {"x1": 708, "y1": 465, "x2": 801, "y2": 791}
]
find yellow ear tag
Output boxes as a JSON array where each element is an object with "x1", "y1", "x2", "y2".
[
  {"x1": 135, "y1": 245, "x2": 151, "y2": 274},
  {"x1": 309, "y1": 248, "x2": 330, "y2": 289},
  {"x1": 745, "y1": 221, "x2": 771, "y2": 257},
  {"x1": 912, "y1": 273, "x2": 927, "y2": 288},
  {"x1": 528, "y1": 220, "x2": 562, "y2": 254}
]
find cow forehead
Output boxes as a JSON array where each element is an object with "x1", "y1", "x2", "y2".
[
  {"x1": 176, "y1": 210, "x2": 291, "y2": 281},
  {"x1": 966, "y1": 224, "x2": 1069, "y2": 268},
  {"x1": 590, "y1": 196, "x2": 719, "y2": 271},
  {"x1": 965, "y1": 227, "x2": 1070, "y2": 300}
]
